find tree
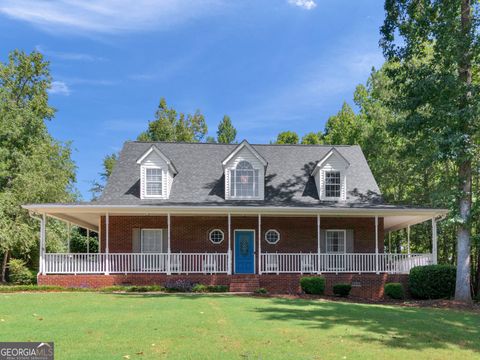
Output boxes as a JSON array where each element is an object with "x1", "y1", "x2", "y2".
[
  {"x1": 217, "y1": 115, "x2": 237, "y2": 144},
  {"x1": 301, "y1": 132, "x2": 323, "y2": 145},
  {"x1": 323, "y1": 102, "x2": 363, "y2": 145},
  {"x1": 381, "y1": 0, "x2": 479, "y2": 302},
  {"x1": 89, "y1": 153, "x2": 117, "y2": 200},
  {"x1": 138, "y1": 98, "x2": 207, "y2": 142},
  {"x1": 275, "y1": 131, "x2": 299, "y2": 144},
  {"x1": 0, "y1": 50, "x2": 76, "y2": 281}
]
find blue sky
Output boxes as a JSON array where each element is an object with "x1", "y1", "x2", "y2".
[{"x1": 0, "y1": 0, "x2": 385, "y2": 200}]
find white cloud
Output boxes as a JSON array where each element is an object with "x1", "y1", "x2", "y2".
[
  {"x1": 0, "y1": 0, "x2": 224, "y2": 34},
  {"x1": 49, "y1": 81, "x2": 70, "y2": 95},
  {"x1": 288, "y1": 0, "x2": 317, "y2": 10},
  {"x1": 35, "y1": 45, "x2": 106, "y2": 62}
]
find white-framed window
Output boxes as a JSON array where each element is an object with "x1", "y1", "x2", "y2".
[
  {"x1": 145, "y1": 167, "x2": 163, "y2": 197},
  {"x1": 230, "y1": 161, "x2": 259, "y2": 198},
  {"x1": 209, "y1": 229, "x2": 224, "y2": 244},
  {"x1": 326, "y1": 230, "x2": 346, "y2": 253},
  {"x1": 141, "y1": 229, "x2": 163, "y2": 253},
  {"x1": 325, "y1": 171, "x2": 341, "y2": 198},
  {"x1": 265, "y1": 229, "x2": 280, "y2": 244}
]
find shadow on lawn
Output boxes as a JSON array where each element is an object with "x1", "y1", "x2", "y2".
[
  {"x1": 254, "y1": 298, "x2": 480, "y2": 353},
  {"x1": 106, "y1": 293, "x2": 480, "y2": 352}
]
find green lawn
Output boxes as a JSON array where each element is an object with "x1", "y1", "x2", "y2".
[{"x1": 0, "y1": 293, "x2": 479, "y2": 359}]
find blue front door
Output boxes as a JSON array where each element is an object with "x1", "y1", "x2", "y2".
[{"x1": 235, "y1": 231, "x2": 255, "y2": 274}]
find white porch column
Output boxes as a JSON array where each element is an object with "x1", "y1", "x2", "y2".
[
  {"x1": 227, "y1": 213, "x2": 232, "y2": 275},
  {"x1": 67, "y1": 222, "x2": 71, "y2": 253},
  {"x1": 432, "y1": 217, "x2": 438, "y2": 264},
  {"x1": 407, "y1": 225, "x2": 411, "y2": 256},
  {"x1": 86, "y1": 229, "x2": 90, "y2": 254},
  {"x1": 317, "y1": 214, "x2": 321, "y2": 274},
  {"x1": 40, "y1": 214, "x2": 46, "y2": 275},
  {"x1": 105, "y1": 213, "x2": 110, "y2": 275},
  {"x1": 258, "y1": 214, "x2": 262, "y2": 275},
  {"x1": 167, "y1": 213, "x2": 171, "y2": 275},
  {"x1": 388, "y1": 232, "x2": 391, "y2": 253},
  {"x1": 375, "y1": 216, "x2": 379, "y2": 274}
]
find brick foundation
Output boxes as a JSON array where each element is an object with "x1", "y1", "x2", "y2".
[{"x1": 38, "y1": 273, "x2": 408, "y2": 300}]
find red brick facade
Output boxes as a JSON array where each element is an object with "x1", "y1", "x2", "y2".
[
  {"x1": 37, "y1": 273, "x2": 407, "y2": 300},
  {"x1": 39, "y1": 215, "x2": 391, "y2": 300},
  {"x1": 100, "y1": 215, "x2": 385, "y2": 256}
]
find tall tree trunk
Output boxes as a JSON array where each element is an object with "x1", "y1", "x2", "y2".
[
  {"x1": 454, "y1": 0, "x2": 473, "y2": 303},
  {"x1": 1, "y1": 250, "x2": 9, "y2": 283},
  {"x1": 455, "y1": 161, "x2": 472, "y2": 302}
]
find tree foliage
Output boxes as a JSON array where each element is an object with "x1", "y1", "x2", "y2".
[
  {"x1": 380, "y1": 0, "x2": 480, "y2": 302},
  {"x1": 0, "y1": 50, "x2": 76, "y2": 280},
  {"x1": 275, "y1": 131, "x2": 300, "y2": 144},
  {"x1": 217, "y1": 115, "x2": 237, "y2": 144},
  {"x1": 137, "y1": 98, "x2": 207, "y2": 142}
]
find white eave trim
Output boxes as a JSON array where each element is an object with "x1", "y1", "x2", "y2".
[
  {"x1": 311, "y1": 147, "x2": 350, "y2": 176},
  {"x1": 136, "y1": 145, "x2": 178, "y2": 174},
  {"x1": 221, "y1": 140, "x2": 267, "y2": 167},
  {"x1": 22, "y1": 204, "x2": 448, "y2": 217}
]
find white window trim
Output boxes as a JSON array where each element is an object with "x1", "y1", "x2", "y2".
[
  {"x1": 209, "y1": 229, "x2": 225, "y2": 244},
  {"x1": 323, "y1": 170, "x2": 342, "y2": 200},
  {"x1": 141, "y1": 228, "x2": 164, "y2": 253},
  {"x1": 325, "y1": 229, "x2": 346, "y2": 254},
  {"x1": 230, "y1": 164, "x2": 261, "y2": 200},
  {"x1": 264, "y1": 229, "x2": 280, "y2": 244},
  {"x1": 142, "y1": 165, "x2": 164, "y2": 199}
]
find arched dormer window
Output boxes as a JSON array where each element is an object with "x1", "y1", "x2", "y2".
[{"x1": 230, "y1": 160, "x2": 259, "y2": 198}]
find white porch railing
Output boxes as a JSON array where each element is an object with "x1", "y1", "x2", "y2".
[
  {"x1": 260, "y1": 253, "x2": 433, "y2": 274},
  {"x1": 44, "y1": 253, "x2": 229, "y2": 274},
  {"x1": 44, "y1": 252, "x2": 432, "y2": 275}
]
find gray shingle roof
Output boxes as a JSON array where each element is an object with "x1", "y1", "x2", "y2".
[{"x1": 97, "y1": 141, "x2": 382, "y2": 207}]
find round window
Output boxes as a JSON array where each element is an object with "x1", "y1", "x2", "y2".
[
  {"x1": 209, "y1": 229, "x2": 224, "y2": 244},
  {"x1": 265, "y1": 229, "x2": 280, "y2": 244}
]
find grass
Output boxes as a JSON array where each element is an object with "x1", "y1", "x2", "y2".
[{"x1": 0, "y1": 293, "x2": 479, "y2": 359}]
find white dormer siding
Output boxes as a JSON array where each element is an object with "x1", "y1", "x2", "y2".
[
  {"x1": 313, "y1": 149, "x2": 349, "y2": 201},
  {"x1": 224, "y1": 146, "x2": 265, "y2": 200},
  {"x1": 137, "y1": 146, "x2": 176, "y2": 200}
]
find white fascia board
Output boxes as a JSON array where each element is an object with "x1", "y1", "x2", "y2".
[
  {"x1": 136, "y1": 145, "x2": 178, "y2": 174},
  {"x1": 22, "y1": 204, "x2": 448, "y2": 218},
  {"x1": 221, "y1": 140, "x2": 267, "y2": 167},
  {"x1": 311, "y1": 148, "x2": 350, "y2": 176}
]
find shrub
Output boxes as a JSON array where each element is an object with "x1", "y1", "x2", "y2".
[
  {"x1": 192, "y1": 284, "x2": 228, "y2": 293},
  {"x1": 333, "y1": 283, "x2": 352, "y2": 297},
  {"x1": 300, "y1": 277, "x2": 325, "y2": 295},
  {"x1": 164, "y1": 279, "x2": 196, "y2": 292},
  {"x1": 7, "y1": 259, "x2": 34, "y2": 285},
  {"x1": 384, "y1": 283, "x2": 404, "y2": 300},
  {"x1": 254, "y1": 288, "x2": 268, "y2": 295},
  {"x1": 409, "y1": 264, "x2": 456, "y2": 299},
  {"x1": 207, "y1": 285, "x2": 228, "y2": 293},
  {"x1": 192, "y1": 284, "x2": 208, "y2": 293}
]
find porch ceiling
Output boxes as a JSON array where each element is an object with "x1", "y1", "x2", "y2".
[{"x1": 23, "y1": 204, "x2": 448, "y2": 233}]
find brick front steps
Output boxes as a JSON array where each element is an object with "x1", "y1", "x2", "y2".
[{"x1": 38, "y1": 273, "x2": 409, "y2": 300}]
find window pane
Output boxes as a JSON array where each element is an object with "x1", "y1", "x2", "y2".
[
  {"x1": 142, "y1": 230, "x2": 162, "y2": 252},
  {"x1": 232, "y1": 161, "x2": 257, "y2": 198},
  {"x1": 325, "y1": 171, "x2": 341, "y2": 198},
  {"x1": 145, "y1": 168, "x2": 162, "y2": 196},
  {"x1": 326, "y1": 231, "x2": 345, "y2": 253}
]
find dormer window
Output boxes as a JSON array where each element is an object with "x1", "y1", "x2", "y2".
[
  {"x1": 137, "y1": 145, "x2": 177, "y2": 200},
  {"x1": 145, "y1": 167, "x2": 162, "y2": 196},
  {"x1": 230, "y1": 161, "x2": 259, "y2": 198},
  {"x1": 325, "y1": 171, "x2": 341, "y2": 198},
  {"x1": 223, "y1": 140, "x2": 267, "y2": 200},
  {"x1": 311, "y1": 148, "x2": 350, "y2": 201}
]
